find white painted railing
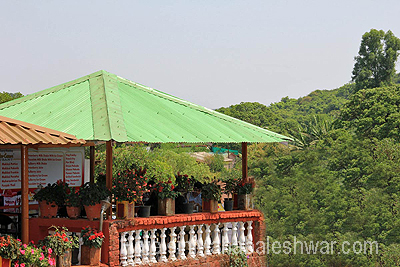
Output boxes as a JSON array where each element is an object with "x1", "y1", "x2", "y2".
[{"x1": 119, "y1": 221, "x2": 255, "y2": 266}]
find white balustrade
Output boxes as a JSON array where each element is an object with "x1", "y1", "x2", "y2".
[
  {"x1": 189, "y1": 225, "x2": 196, "y2": 258},
  {"x1": 120, "y1": 233, "x2": 127, "y2": 267},
  {"x1": 212, "y1": 223, "x2": 221, "y2": 255},
  {"x1": 178, "y1": 226, "x2": 187, "y2": 260},
  {"x1": 150, "y1": 229, "x2": 157, "y2": 263},
  {"x1": 134, "y1": 230, "x2": 142, "y2": 265},
  {"x1": 168, "y1": 227, "x2": 177, "y2": 261},
  {"x1": 118, "y1": 219, "x2": 257, "y2": 266},
  {"x1": 239, "y1": 221, "x2": 246, "y2": 253},
  {"x1": 231, "y1": 222, "x2": 238, "y2": 247},
  {"x1": 246, "y1": 221, "x2": 254, "y2": 253},
  {"x1": 160, "y1": 228, "x2": 168, "y2": 262},
  {"x1": 127, "y1": 231, "x2": 134, "y2": 266},
  {"x1": 204, "y1": 224, "x2": 212, "y2": 256},
  {"x1": 197, "y1": 224, "x2": 204, "y2": 257},
  {"x1": 222, "y1": 223, "x2": 229, "y2": 253},
  {"x1": 142, "y1": 230, "x2": 150, "y2": 264}
]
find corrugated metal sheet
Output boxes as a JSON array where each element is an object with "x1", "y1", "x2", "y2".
[
  {"x1": 0, "y1": 70, "x2": 290, "y2": 143},
  {"x1": 0, "y1": 116, "x2": 86, "y2": 145}
]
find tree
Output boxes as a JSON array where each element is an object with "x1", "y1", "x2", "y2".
[
  {"x1": 352, "y1": 29, "x2": 400, "y2": 92},
  {"x1": 0, "y1": 92, "x2": 23, "y2": 104},
  {"x1": 339, "y1": 85, "x2": 400, "y2": 141}
]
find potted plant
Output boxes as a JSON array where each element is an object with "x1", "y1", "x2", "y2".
[
  {"x1": 0, "y1": 235, "x2": 21, "y2": 267},
  {"x1": 39, "y1": 226, "x2": 79, "y2": 267},
  {"x1": 154, "y1": 178, "x2": 180, "y2": 216},
  {"x1": 80, "y1": 182, "x2": 110, "y2": 220},
  {"x1": 237, "y1": 180, "x2": 254, "y2": 210},
  {"x1": 34, "y1": 180, "x2": 66, "y2": 218},
  {"x1": 201, "y1": 180, "x2": 222, "y2": 213},
  {"x1": 112, "y1": 168, "x2": 149, "y2": 219},
  {"x1": 64, "y1": 186, "x2": 81, "y2": 219},
  {"x1": 80, "y1": 226, "x2": 105, "y2": 266},
  {"x1": 221, "y1": 169, "x2": 241, "y2": 211},
  {"x1": 175, "y1": 173, "x2": 194, "y2": 214}
]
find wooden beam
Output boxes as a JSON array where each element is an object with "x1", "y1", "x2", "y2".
[
  {"x1": 242, "y1": 142, "x2": 248, "y2": 182},
  {"x1": 106, "y1": 140, "x2": 113, "y2": 218},
  {"x1": 20, "y1": 145, "x2": 29, "y2": 243},
  {"x1": 90, "y1": 146, "x2": 95, "y2": 183}
]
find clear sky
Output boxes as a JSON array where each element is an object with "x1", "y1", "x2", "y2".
[{"x1": 1, "y1": 1, "x2": 400, "y2": 109}]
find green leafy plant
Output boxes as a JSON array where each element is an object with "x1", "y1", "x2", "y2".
[
  {"x1": 39, "y1": 226, "x2": 79, "y2": 257},
  {"x1": 112, "y1": 167, "x2": 150, "y2": 203},
  {"x1": 201, "y1": 180, "x2": 222, "y2": 201},
  {"x1": 0, "y1": 235, "x2": 21, "y2": 260},
  {"x1": 175, "y1": 173, "x2": 194, "y2": 202},
  {"x1": 153, "y1": 178, "x2": 181, "y2": 199},
  {"x1": 225, "y1": 245, "x2": 248, "y2": 267},
  {"x1": 237, "y1": 181, "x2": 254, "y2": 195},
  {"x1": 64, "y1": 186, "x2": 81, "y2": 207},
  {"x1": 81, "y1": 226, "x2": 105, "y2": 248},
  {"x1": 222, "y1": 169, "x2": 241, "y2": 199},
  {"x1": 79, "y1": 182, "x2": 110, "y2": 206},
  {"x1": 33, "y1": 180, "x2": 67, "y2": 206}
]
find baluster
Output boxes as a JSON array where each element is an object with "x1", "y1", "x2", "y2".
[
  {"x1": 246, "y1": 221, "x2": 254, "y2": 253},
  {"x1": 178, "y1": 226, "x2": 187, "y2": 260},
  {"x1": 134, "y1": 230, "x2": 142, "y2": 265},
  {"x1": 189, "y1": 225, "x2": 196, "y2": 258},
  {"x1": 231, "y1": 222, "x2": 238, "y2": 247},
  {"x1": 168, "y1": 227, "x2": 177, "y2": 261},
  {"x1": 197, "y1": 224, "x2": 204, "y2": 257},
  {"x1": 127, "y1": 231, "x2": 134, "y2": 266},
  {"x1": 239, "y1": 222, "x2": 246, "y2": 253},
  {"x1": 212, "y1": 223, "x2": 221, "y2": 255},
  {"x1": 120, "y1": 232, "x2": 128, "y2": 267},
  {"x1": 204, "y1": 224, "x2": 212, "y2": 256},
  {"x1": 222, "y1": 223, "x2": 229, "y2": 253},
  {"x1": 160, "y1": 228, "x2": 168, "y2": 262},
  {"x1": 149, "y1": 229, "x2": 157, "y2": 263},
  {"x1": 142, "y1": 230, "x2": 150, "y2": 264}
]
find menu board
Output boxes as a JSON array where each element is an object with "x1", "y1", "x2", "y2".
[{"x1": 0, "y1": 147, "x2": 85, "y2": 189}]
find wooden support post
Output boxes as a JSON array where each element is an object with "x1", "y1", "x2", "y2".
[
  {"x1": 106, "y1": 141, "x2": 113, "y2": 218},
  {"x1": 241, "y1": 142, "x2": 248, "y2": 182},
  {"x1": 90, "y1": 146, "x2": 95, "y2": 183},
  {"x1": 21, "y1": 145, "x2": 29, "y2": 244}
]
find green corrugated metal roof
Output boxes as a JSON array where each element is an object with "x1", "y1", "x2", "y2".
[{"x1": 0, "y1": 70, "x2": 290, "y2": 143}]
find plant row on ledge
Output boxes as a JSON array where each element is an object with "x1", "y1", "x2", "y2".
[
  {"x1": 0, "y1": 226, "x2": 104, "y2": 267},
  {"x1": 33, "y1": 167, "x2": 254, "y2": 220}
]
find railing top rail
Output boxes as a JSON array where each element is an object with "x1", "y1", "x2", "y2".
[{"x1": 109, "y1": 210, "x2": 263, "y2": 232}]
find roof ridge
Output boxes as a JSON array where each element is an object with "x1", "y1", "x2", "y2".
[{"x1": 0, "y1": 70, "x2": 105, "y2": 110}]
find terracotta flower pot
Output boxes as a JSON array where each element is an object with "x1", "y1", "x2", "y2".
[
  {"x1": 84, "y1": 203, "x2": 102, "y2": 221},
  {"x1": 39, "y1": 201, "x2": 58, "y2": 218},
  {"x1": 0, "y1": 256, "x2": 11, "y2": 267},
  {"x1": 66, "y1": 206, "x2": 81, "y2": 219},
  {"x1": 157, "y1": 198, "x2": 175, "y2": 216},
  {"x1": 81, "y1": 245, "x2": 101, "y2": 266},
  {"x1": 116, "y1": 201, "x2": 135, "y2": 219}
]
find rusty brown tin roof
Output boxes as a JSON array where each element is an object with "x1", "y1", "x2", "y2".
[{"x1": 0, "y1": 116, "x2": 86, "y2": 145}]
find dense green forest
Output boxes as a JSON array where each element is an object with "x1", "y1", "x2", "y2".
[{"x1": 214, "y1": 29, "x2": 400, "y2": 266}]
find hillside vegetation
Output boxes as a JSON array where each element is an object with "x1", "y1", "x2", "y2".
[{"x1": 217, "y1": 83, "x2": 400, "y2": 266}]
